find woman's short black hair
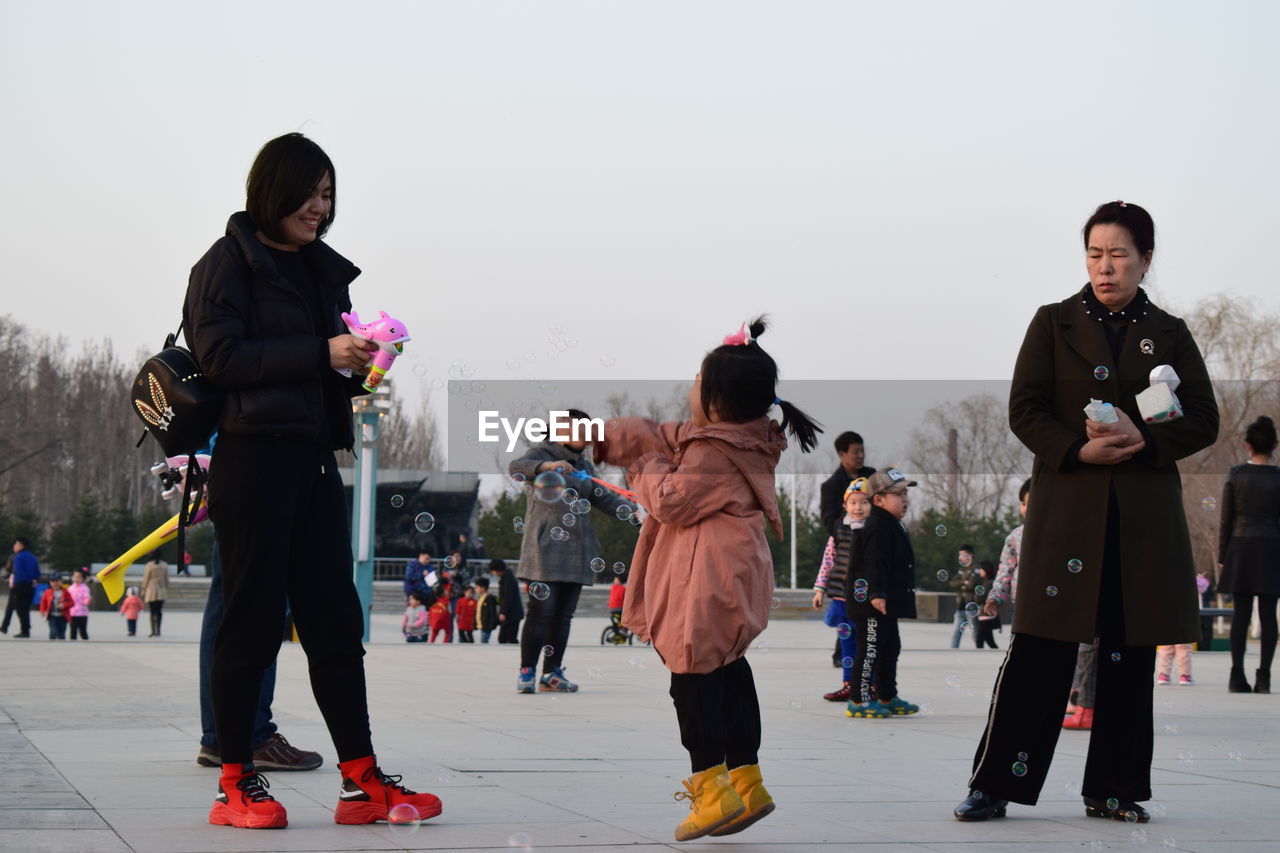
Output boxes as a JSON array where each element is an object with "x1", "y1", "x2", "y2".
[
  {"x1": 1018, "y1": 477, "x2": 1032, "y2": 502},
  {"x1": 699, "y1": 316, "x2": 822, "y2": 452},
  {"x1": 1082, "y1": 200, "x2": 1155, "y2": 258},
  {"x1": 245, "y1": 133, "x2": 335, "y2": 243},
  {"x1": 1246, "y1": 415, "x2": 1277, "y2": 455}
]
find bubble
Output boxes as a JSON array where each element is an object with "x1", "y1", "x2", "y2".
[
  {"x1": 1178, "y1": 750, "x2": 1193, "y2": 765},
  {"x1": 628, "y1": 655, "x2": 646, "y2": 671},
  {"x1": 974, "y1": 585, "x2": 986, "y2": 596},
  {"x1": 1017, "y1": 751, "x2": 1029, "y2": 761},
  {"x1": 1046, "y1": 585, "x2": 1059, "y2": 597},
  {"x1": 447, "y1": 553, "x2": 460, "y2": 568},
  {"x1": 1162, "y1": 838, "x2": 1176, "y2": 850},
  {"x1": 1110, "y1": 652, "x2": 1122, "y2": 662},
  {"x1": 965, "y1": 602, "x2": 980, "y2": 616},
  {"x1": 841, "y1": 656, "x2": 854, "y2": 668},
  {"x1": 1094, "y1": 365, "x2": 1110, "y2": 381},
  {"x1": 836, "y1": 623, "x2": 852, "y2": 639},
  {"x1": 787, "y1": 698, "x2": 803, "y2": 710},
  {"x1": 388, "y1": 802, "x2": 421, "y2": 832},
  {"x1": 542, "y1": 644, "x2": 554, "y2": 657},
  {"x1": 533, "y1": 470, "x2": 566, "y2": 502},
  {"x1": 944, "y1": 674, "x2": 963, "y2": 688},
  {"x1": 1150, "y1": 802, "x2": 1167, "y2": 818},
  {"x1": 587, "y1": 667, "x2": 604, "y2": 679},
  {"x1": 562, "y1": 513, "x2": 576, "y2": 527},
  {"x1": 508, "y1": 831, "x2": 533, "y2": 848},
  {"x1": 972, "y1": 791, "x2": 985, "y2": 800},
  {"x1": 1131, "y1": 828, "x2": 1148, "y2": 843},
  {"x1": 590, "y1": 557, "x2": 606, "y2": 573},
  {"x1": 1065, "y1": 781, "x2": 1082, "y2": 795},
  {"x1": 513, "y1": 519, "x2": 525, "y2": 535},
  {"x1": 506, "y1": 359, "x2": 521, "y2": 370},
  {"x1": 935, "y1": 524, "x2": 948, "y2": 536},
  {"x1": 1089, "y1": 842, "x2": 1105, "y2": 851},
  {"x1": 1163, "y1": 723, "x2": 1179, "y2": 735},
  {"x1": 853, "y1": 589, "x2": 868, "y2": 602},
  {"x1": 529, "y1": 582, "x2": 550, "y2": 601},
  {"x1": 1227, "y1": 750, "x2": 1243, "y2": 761},
  {"x1": 853, "y1": 578, "x2": 868, "y2": 590},
  {"x1": 509, "y1": 472, "x2": 527, "y2": 489},
  {"x1": 754, "y1": 641, "x2": 769, "y2": 654},
  {"x1": 549, "y1": 526, "x2": 567, "y2": 542},
  {"x1": 771, "y1": 597, "x2": 782, "y2": 610},
  {"x1": 437, "y1": 772, "x2": 452, "y2": 784},
  {"x1": 615, "y1": 505, "x2": 634, "y2": 522},
  {"x1": 593, "y1": 487, "x2": 604, "y2": 497},
  {"x1": 390, "y1": 494, "x2": 405, "y2": 508},
  {"x1": 523, "y1": 352, "x2": 535, "y2": 362},
  {"x1": 572, "y1": 498, "x2": 591, "y2": 515},
  {"x1": 414, "y1": 513, "x2": 436, "y2": 533},
  {"x1": 600, "y1": 354, "x2": 616, "y2": 367},
  {"x1": 1201, "y1": 496, "x2": 1216, "y2": 510},
  {"x1": 1068, "y1": 558, "x2": 1083, "y2": 573},
  {"x1": 1107, "y1": 797, "x2": 1120, "y2": 810},
  {"x1": 1011, "y1": 761, "x2": 1028, "y2": 777},
  {"x1": 937, "y1": 570, "x2": 950, "y2": 582},
  {"x1": 918, "y1": 702, "x2": 935, "y2": 715},
  {"x1": 561, "y1": 487, "x2": 579, "y2": 504},
  {"x1": 612, "y1": 561, "x2": 626, "y2": 575}
]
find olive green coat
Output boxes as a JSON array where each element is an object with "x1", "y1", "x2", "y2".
[{"x1": 1009, "y1": 291, "x2": 1218, "y2": 645}]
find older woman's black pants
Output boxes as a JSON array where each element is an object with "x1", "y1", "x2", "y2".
[
  {"x1": 519, "y1": 581, "x2": 581, "y2": 672},
  {"x1": 968, "y1": 501, "x2": 1155, "y2": 806},
  {"x1": 669, "y1": 657, "x2": 762, "y2": 774},
  {"x1": 208, "y1": 434, "x2": 372, "y2": 766}
]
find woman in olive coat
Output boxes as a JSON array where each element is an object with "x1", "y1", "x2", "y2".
[{"x1": 955, "y1": 201, "x2": 1218, "y2": 825}]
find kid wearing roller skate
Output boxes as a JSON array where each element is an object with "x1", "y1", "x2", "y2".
[{"x1": 595, "y1": 317, "x2": 821, "y2": 841}]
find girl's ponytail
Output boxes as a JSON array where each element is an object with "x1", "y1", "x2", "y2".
[{"x1": 775, "y1": 398, "x2": 821, "y2": 453}]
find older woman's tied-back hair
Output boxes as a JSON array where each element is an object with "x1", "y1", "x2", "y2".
[
  {"x1": 1082, "y1": 200, "x2": 1156, "y2": 258},
  {"x1": 1246, "y1": 415, "x2": 1277, "y2": 455},
  {"x1": 246, "y1": 132, "x2": 336, "y2": 244},
  {"x1": 700, "y1": 315, "x2": 822, "y2": 452}
]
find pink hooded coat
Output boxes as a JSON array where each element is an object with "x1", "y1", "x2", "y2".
[{"x1": 596, "y1": 416, "x2": 786, "y2": 674}]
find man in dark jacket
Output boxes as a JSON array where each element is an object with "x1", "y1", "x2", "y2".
[
  {"x1": 491, "y1": 560, "x2": 523, "y2": 644},
  {"x1": 820, "y1": 431, "x2": 877, "y2": 537},
  {"x1": 404, "y1": 551, "x2": 435, "y2": 604},
  {"x1": 844, "y1": 469, "x2": 919, "y2": 719}
]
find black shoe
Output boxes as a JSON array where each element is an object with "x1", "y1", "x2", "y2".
[
  {"x1": 1255, "y1": 669, "x2": 1271, "y2": 695},
  {"x1": 196, "y1": 745, "x2": 221, "y2": 768},
  {"x1": 1229, "y1": 666, "x2": 1252, "y2": 693},
  {"x1": 954, "y1": 790, "x2": 1007, "y2": 821},
  {"x1": 1084, "y1": 797, "x2": 1149, "y2": 823},
  {"x1": 15, "y1": 632, "x2": 30, "y2": 638}
]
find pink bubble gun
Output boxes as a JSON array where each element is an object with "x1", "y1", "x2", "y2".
[{"x1": 342, "y1": 310, "x2": 411, "y2": 392}]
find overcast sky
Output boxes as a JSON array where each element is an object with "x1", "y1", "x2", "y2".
[{"x1": 3, "y1": 1, "x2": 1276, "y2": 471}]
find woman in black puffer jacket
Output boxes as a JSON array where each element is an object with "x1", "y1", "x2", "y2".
[{"x1": 184, "y1": 133, "x2": 440, "y2": 830}]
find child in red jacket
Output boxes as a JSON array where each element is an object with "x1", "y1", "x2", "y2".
[
  {"x1": 120, "y1": 586, "x2": 145, "y2": 637},
  {"x1": 428, "y1": 586, "x2": 453, "y2": 643},
  {"x1": 455, "y1": 586, "x2": 477, "y2": 643},
  {"x1": 39, "y1": 575, "x2": 73, "y2": 640}
]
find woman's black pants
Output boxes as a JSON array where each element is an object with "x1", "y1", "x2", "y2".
[
  {"x1": 968, "y1": 499, "x2": 1155, "y2": 806},
  {"x1": 208, "y1": 435, "x2": 372, "y2": 766},
  {"x1": 148, "y1": 600, "x2": 164, "y2": 635},
  {"x1": 519, "y1": 581, "x2": 581, "y2": 672},
  {"x1": 669, "y1": 657, "x2": 762, "y2": 774},
  {"x1": 1230, "y1": 594, "x2": 1278, "y2": 673}
]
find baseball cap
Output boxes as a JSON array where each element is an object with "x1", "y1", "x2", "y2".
[{"x1": 866, "y1": 467, "x2": 918, "y2": 495}]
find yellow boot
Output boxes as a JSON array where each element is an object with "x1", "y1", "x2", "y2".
[
  {"x1": 673, "y1": 764, "x2": 745, "y2": 841},
  {"x1": 708, "y1": 763, "x2": 775, "y2": 836}
]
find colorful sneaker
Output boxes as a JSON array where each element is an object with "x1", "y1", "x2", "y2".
[
  {"x1": 1179, "y1": 675, "x2": 1194, "y2": 686},
  {"x1": 880, "y1": 696, "x2": 920, "y2": 716},
  {"x1": 845, "y1": 700, "x2": 889, "y2": 718},
  {"x1": 208, "y1": 763, "x2": 288, "y2": 829},
  {"x1": 1156, "y1": 673, "x2": 1170, "y2": 685},
  {"x1": 823, "y1": 682, "x2": 852, "y2": 702},
  {"x1": 253, "y1": 733, "x2": 323, "y2": 772},
  {"x1": 539, "y1": 667, "x2": 579, "y2": 693},
  {"x1": 334, "y1": 755, "x2": 442, "y2": 825},
  {"x1": 516, "y1": 666, "x2": 536, "y2": 694}
]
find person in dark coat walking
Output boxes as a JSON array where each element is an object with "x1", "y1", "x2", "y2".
[
  {"x1": 1217, "y1": 415, "x2": 1280, "y2": 694},
  {"x1": 955, "y1": 201, "x2": 1218, "y2": 826},
  {"x1": 491, "y1": 560, "x2": 523, "y2": 644}
]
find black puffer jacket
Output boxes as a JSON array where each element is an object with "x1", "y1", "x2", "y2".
[
  {"x1": 844, "y1": 505, "x2": 918, "y2": 619},
  {"x1": 183, "y1": 212, "x2": 365, "y2": 448}
]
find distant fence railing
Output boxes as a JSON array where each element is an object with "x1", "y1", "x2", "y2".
[{"x1": 373, "y1": 557, "x2": 517, "y2": 583}]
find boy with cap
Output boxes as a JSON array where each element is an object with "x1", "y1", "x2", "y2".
[{"x1": 845, "y1": 467, "x2": 921, "y2": 718}]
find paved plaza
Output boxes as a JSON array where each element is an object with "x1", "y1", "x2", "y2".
[{"x1": 0, "y1": 611, "x2": 1275, "y2": 853}]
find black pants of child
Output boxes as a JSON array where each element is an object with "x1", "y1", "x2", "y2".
[
  {"x1": 850, "y1": 614, "x2": 902, "y2": 704},
  {"x1": 974, "y1": 617, "x2": 1000, "y2": 649},
  {"x1": 69, "y1": 616, "x2": 89, "y2": 640},
  {"x1": 669, "y1": 657, "x2": 762, "y2": 773},
  {"x1": 209, "y1": 434, "x2": 372, "y2": 766},
  {"x1": 520, "y1": 581, "x2": 581, "y2": 672},
  {"x1": 148, "y1": 600, "x2": 164, "y2": 636},
  {"x1": 1230, "y1": 593, "x2": 1278, "y2": 673},
  {"x1": 968, "y1": 503, "x2": 1155, "y2": 806}
]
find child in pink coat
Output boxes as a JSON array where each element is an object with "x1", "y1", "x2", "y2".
[
  {"x1": 68, "y1": 569, "x2": 92, "y2": 641},
  {"x1": 595, "y1": 317, "x2": 820, "y2": 842}
]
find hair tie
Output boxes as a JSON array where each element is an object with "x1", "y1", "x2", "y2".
[
  {"x1": 1117, "y1": 199, "x2": 1128, "y2": 207},
  {"x1": 774, "y1": 397, "x2": 782, "y2": 406},
  {"x1": 722, "y1": 322, "x2": 753, "y2": 346}
]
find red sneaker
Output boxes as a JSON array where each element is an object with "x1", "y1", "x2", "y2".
[
  {"x1": 334, "y1": 755, "x2": 442, "y2": 825},
  {"x1": 823, "y1": 682, "x2": 852, "y2": 702},
  {"x1": 208, "y1": 763, "x2": 288, "y2": 829}
]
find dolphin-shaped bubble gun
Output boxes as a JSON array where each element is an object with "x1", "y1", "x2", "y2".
[{"x1": 341, "y1": 310, "x2": 411, "y2": 392}]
